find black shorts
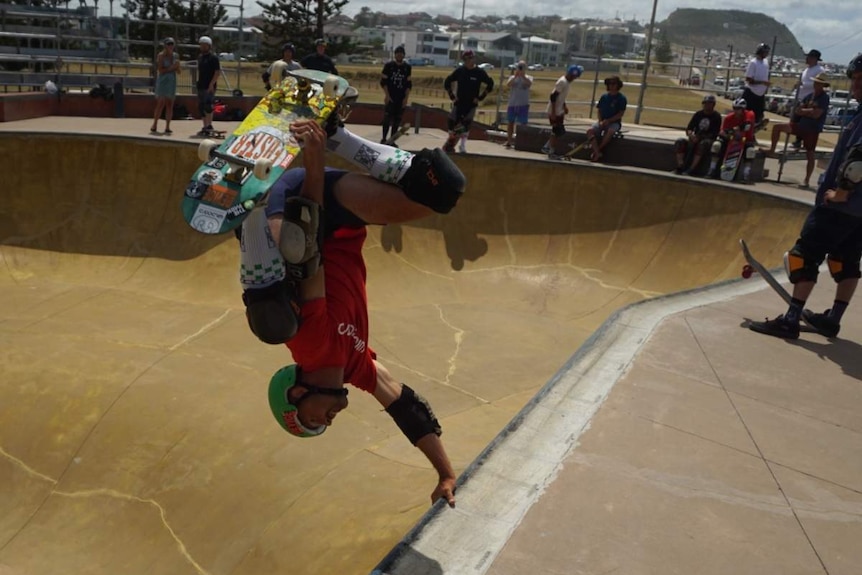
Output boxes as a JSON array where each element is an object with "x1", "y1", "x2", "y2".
[
  {"x1": 197, "y1": 88, "x2": 214, "y2": 116},
  {"x1": 798, "y1": 205, "x2": 862, "y2": 265}
]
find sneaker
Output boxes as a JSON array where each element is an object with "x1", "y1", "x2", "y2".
[
  {"x1": 681, "y1": 170, "x2": 693, "y2": 176},
  {"x1": 458, "y1": 140, "x2": 467, "y2": 153},
  {"x1": 802, "y1": 309, "x2": 840, "y2": 338},
  {"x1": 748, "y1": 314, "x2": 800, "y2": 340},
  {"x1": 504, "y1": 142, "x2": 513, "y2": 149},
  {"x1": 540, "y1": 144, "x2": 551, "y2": 155},
  {"x1": 672, "y1": 167, "x2": 683, "y2": 174}
]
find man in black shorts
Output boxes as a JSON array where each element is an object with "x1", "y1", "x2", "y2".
[
  {"x1": 379, "y1": 45, "x2": 412, "y2": 144},
  {"x1": 196, "y1": 36, "x2": 221, "y2": 135}
]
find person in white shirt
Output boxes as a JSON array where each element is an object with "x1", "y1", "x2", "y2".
[
  {"x1": 504, "y1": 61, "x2": 533, "y2": 148},
  {"x1": 541, "y1": 64, "x2": 583, "y2": 158},
  {"x1": 791, "y1": 49, "x2": 826, "y2": 149},
  {"x1": 743, "y1": 43, "x2": 771, "y2": 126}
]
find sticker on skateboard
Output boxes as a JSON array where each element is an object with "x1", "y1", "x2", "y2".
[{"x1": 182, "y1": 69, "x2": 354, "y2": 235}]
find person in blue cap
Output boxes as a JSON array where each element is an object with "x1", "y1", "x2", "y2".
[{"x1": 541, "y1": 64, "x2": 583, "y2": 158}]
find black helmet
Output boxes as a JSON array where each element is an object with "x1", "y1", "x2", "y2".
[
  {"x1": 848, "y1": 53, "x2": 862, "y2": 78},
  {"x1": 281, "y1": 42, "x2": 295, "y2": 55},
  {"x1": 756, "y1": 43, "x2": 770, "y2": 56},
  {"x1": 394, "y1": 45, "x2": 405, "y2": 54}
]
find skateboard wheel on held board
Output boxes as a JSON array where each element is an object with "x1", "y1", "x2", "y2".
[
  {"x1": 742, "y1": 264, "x2": 754, "y2": 279},
  {"x1": 253, "y1": 158, "x2": 274, "y2": 180},
  {"x1": 323, "y1": 76, "x2": 339, "y2": 98},
  {"x1": 197, "y1": 139, "x2": 219, "y2": 162}
]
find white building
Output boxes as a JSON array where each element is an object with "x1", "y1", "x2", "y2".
[{"x1": 521, "y1": 36, "x2": 561, "y2": 67}]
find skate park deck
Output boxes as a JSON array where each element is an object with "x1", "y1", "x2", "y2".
[{"x1": 0, "y1": 118, "x2": 860, "y2": 575}]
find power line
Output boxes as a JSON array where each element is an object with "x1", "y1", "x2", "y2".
[{"x1": 820, "y1": 28, "x2": 862, "y2": 51}]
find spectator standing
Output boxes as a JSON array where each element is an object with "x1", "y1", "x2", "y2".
[
  {"x1": 743, "y1": 43, "x2": 771, "y2": 126},
  {"x1": 151, "y1": 37, "x2": 180, "y2": 135},
  {"x1": 504, "y1": 61, "x2": 533, "y2": 148},
  {"x1": 301, "y1": 39, "x2": 338, "y2": 75},
  {"x1": 749, "y1": 53, "x2": 862, "y2": 340},
  {"x1": 791, "y1": 49, "x2": 826, "y2": 149},
  {"x1": 766, "y1": 74, "x2": 831, "y2": 188},
  {"x1": 380, "y1": 45, "x2": 412, "y2": 144},
  {"x1": 442, "y1": 50, "x2": 494, "y2": 153},
  {"x1": 195, "y1": 36, "x2": 221, "y2": 135},
  {"x1": 262, "y1": 42, "x2": 302, "y2": 91}
]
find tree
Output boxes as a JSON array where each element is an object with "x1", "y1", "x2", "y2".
[
  {"x1": 655, "y1": 30, "x2": 673, "y2": 63},
  {"x1": 256, "y1": 0, "x2": 348, "y2": 61},
  {"x1": 164, "y1": 0, "x2": 227, "y2": 48}
]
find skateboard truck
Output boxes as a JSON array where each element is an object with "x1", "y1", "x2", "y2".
[{"x1": 198, "y1": 139, "x2": 273, "y2": 181}]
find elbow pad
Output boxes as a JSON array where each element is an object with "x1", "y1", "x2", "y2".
[{"x1": 385, "y1": 384, "x2": 442, "y2": 445}]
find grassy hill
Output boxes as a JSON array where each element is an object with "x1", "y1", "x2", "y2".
[{"x1": 659, "y1": 9, "x2": 803, "y2": 58}]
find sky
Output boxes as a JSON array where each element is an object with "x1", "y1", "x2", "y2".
[{"x1": 331, "y1": 1, "x2": 862, "y2": 64}]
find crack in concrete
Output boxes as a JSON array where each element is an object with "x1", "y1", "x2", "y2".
[{"x1": 0, "y1": 446, "x2": 210, "y2": 575}]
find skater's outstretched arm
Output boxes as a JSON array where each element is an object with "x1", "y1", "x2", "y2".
[{"x1": 373, "y1": 360, "x2": 457, "y2": 507}]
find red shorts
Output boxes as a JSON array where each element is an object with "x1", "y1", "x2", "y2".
[{"x1": 789, "y1": 124, "x2": 820, "y2": 150}]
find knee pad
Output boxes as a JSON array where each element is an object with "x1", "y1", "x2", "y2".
[
  {"x1": 827, "y1": 254, "x2": 862, "y2": 282},
  {"x1": 280, "y1": 197, "x2": 323, "y2": 280},
  {"x1": 674, "y1": 138, "x2": 687, "y2": 153},
  {"x1": 399, "y1": 148, "x2": 465, "y2": 214},
  {"x1": 711, "y1": 140, "x2": 723, "y2": 154},
  {"x1": 838, "y1": 144, "x2": 862, "y2": 189},
  {"x1": 745, "y1": 146, "x2": 757, "y2": 160},
  {"x1": 785, "y1": 246, "x2": 819, "y2": 283},
  {"x1": 242, "y1": 280, "x2": 302, "y2": 344}
]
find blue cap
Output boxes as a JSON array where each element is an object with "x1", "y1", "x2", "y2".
[{"x1": 567, "y1": 64, "x2": 583, "y2": 78}]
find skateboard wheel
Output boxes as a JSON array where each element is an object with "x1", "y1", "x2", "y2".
[
  {"x1": 323, "y1": 76, "x2": 339, "y2": 98},
  {"x1": 253, "y1": 158, "x2": 274, "y2": 180},
  {"x1": 198, "y1": 139, "x2": 218, "y2": 162},
  {"x1": 742, "y1": 264, "x2": 753, "y2": 279},
  {"x1": 243, "y1": 199, "x2": 255, "y2": 210}
]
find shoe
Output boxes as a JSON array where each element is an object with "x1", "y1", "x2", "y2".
[
  {"x1": 548, "y1": 153, "x2": 563, "y2": 160},
  {"x1": 458, "y1": 140, "x2": 467, "y2": 153},
  {"x1": 748, "y1": 314, "x2": 800, "y2": 340},
  {"x1": 150, "y1": 127, "x2": 158, "y2": 134},
  {"x1": 802, "y1": 309, "x2": 840, "y2": 338},
  {"x1": 540, "y1": 144, "x2": 550, "y2": 154},
  {"x1": 164, "y1": 129, "x2": 173, "y2": 135},
  {"x1": 682, "y1": 170, "x2": 693, "y2": 176},
  {"x1": 791, "y1": 140, "x2": 802, "y2": 150},
  {"x1": 381, "y1": 138, "x2": 387, "y2": 144},
  {"x1": 672, "y1": 167, "x2": 684, "y2": 174},
  {"x1": 504, "y1": 142, "x2": 513, "y2": 149}
]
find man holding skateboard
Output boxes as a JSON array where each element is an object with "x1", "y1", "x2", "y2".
[
  {"x1": 749, "y1": 54, "x2": 862, "y2": 339},
  {"x1": 443, "y1": 50, "x2": 494, "y2": 153},
  {"x1": 238, "y1": 118, "x2": 466, "y2": 505},
  {"x1": 380, "y1": 45, "x2": 412, "y2": 144},
  {"x1": 673, "y1": 94, "x2": 722, "y2": 175},
  {"x1": 707, "y1": 98, "x2": 757, "y2": 182}
]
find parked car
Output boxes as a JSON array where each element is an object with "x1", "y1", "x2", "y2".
[
  {"x1": 478, "y1": 63, "x2": 494, "y2": 71},
  {"x1": 528, "y1": 63, "x2": 544, "y2": 71},
  {"x1": 825, "y1": 105, "x2": 859, "y2": 126}
]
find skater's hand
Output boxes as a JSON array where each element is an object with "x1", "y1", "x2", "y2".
[
  {"x1": 290, "y1": 119, "x2": 327, "y2": 157},
  {"x1": 824, "y1": 188, "x2": 851, "y2": 204},
  {"x1": 431, "y1": 476, "x2": 456, "y2": 508}
]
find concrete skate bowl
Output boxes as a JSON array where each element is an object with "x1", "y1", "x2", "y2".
[{"x1": 0, "y1": 133, "x2": 809, "y2": 575}]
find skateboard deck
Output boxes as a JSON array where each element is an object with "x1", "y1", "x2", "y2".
[
  {"x1": 559, "y1": 137, "x2": 592, "y2": 160},
  {"x1": 739, "y1": 239, "x2": 815, "y2": 329},
  {"x1": 720, "y1": 135, "x2": 746, "y2": 181},
  {"x1": 182, "y1": 69, "x2": 351, "y2": 234},
  {"x1": 385, "y1": 123, "x2": 411, "y2": 146}
]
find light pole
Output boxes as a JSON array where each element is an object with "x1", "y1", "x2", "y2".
[
  {"x1": 725, "y1": 44, "x2": 733, "y2": 96},
  {"x1": 456, "y1": 0, "x2": 466, "y2": 60},
  {"x1": 634, "y1": 0, "x2": 658, "y2": 124}
]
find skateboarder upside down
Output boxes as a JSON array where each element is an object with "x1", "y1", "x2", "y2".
[{"x1": 238, "y1": 119, "x2": 466, "y2": 506}]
